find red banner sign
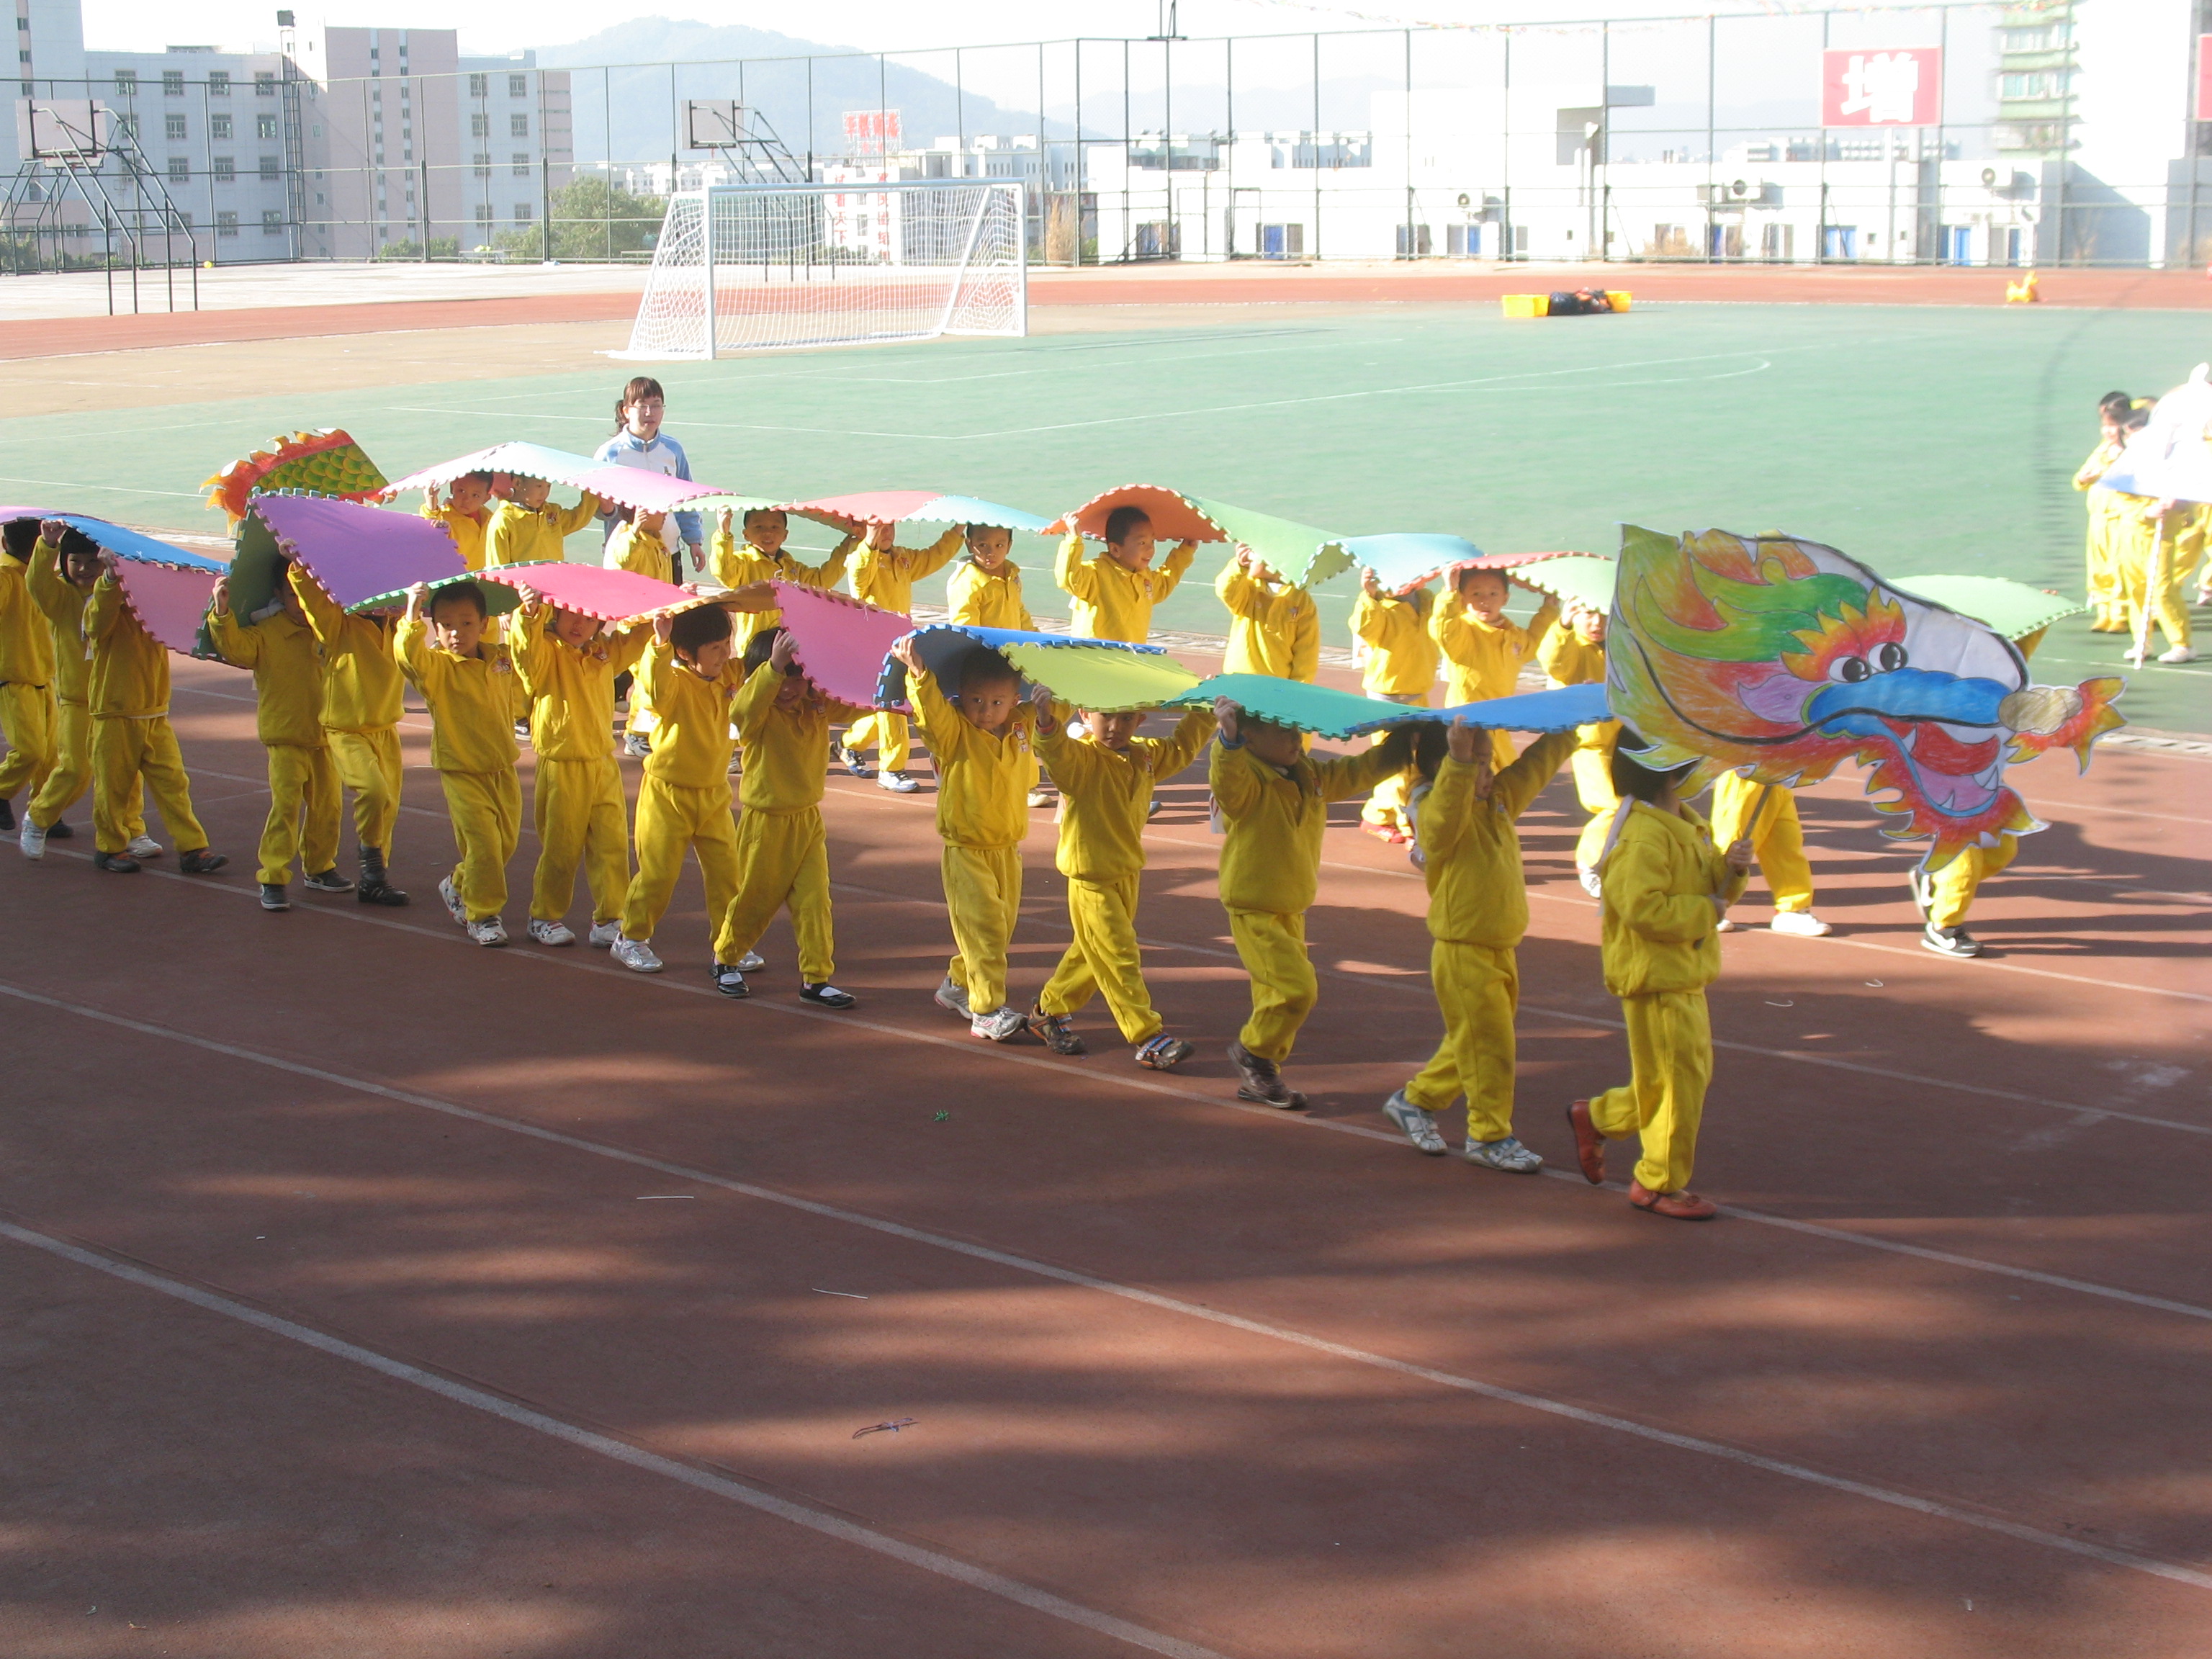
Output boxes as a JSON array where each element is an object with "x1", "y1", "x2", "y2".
[
  {"x1": 842, "y1": 109, "x2": 903, "y2": 154},
  {"x1": 1822, "y1": 47, "x2": 1942, "y2": 127}
]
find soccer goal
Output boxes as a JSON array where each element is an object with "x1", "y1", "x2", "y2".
[{"x1": 619, "y1": 181, "x2": 1028, "y2": 359}]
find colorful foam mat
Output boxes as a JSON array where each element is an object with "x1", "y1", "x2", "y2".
[
  {"x1": 233, "y1": 494, "x2": 464, "y2": 617},
  {"x1": 785, "y1": 490, "x2": 1055, "y2": 534},
  {"x1": 1049, "y1": 485, "x2": 1227, "y2": 546},
  {"x1": 1159, "y1": 673, "x2": 1431, "y2": 739},
  {"x1": 1506, "y1": 552, "x2": 1615, "y2": 612},
  {"x1": 1188, "y1": 497, "x2": 1353, "y2": 589},
  {"x1": 1343, "y1": 533, "x2": 1485, "y2": 590},
  {"x1": 1889, "y1": 574, "x2": 2090, "y2": 642},
  {"x1": 477, "y1": 560, "x2": 696, "y2": 625},
  {"x1": 1339, "y1": 683, "x2": 1612, "y2": 736},
  {"x1": 0, "y1": 507, "x2": 227, "y2": 573},
  {"x1": 877, "y1": 624, "x2": 1197, "y2": 714},
  {"x1": 349, "y1": 568, "x2": 523, "y2": 618},
  {"x1": 202, "y1": 430, "x2": 387, "y2": 524},
  {"x1": 117, "y1": 560, "x2": 224, "y2": 655},
  {"x1": 382, "y1": 442, "x2": 719, "y2": 516},
  {"x1": 739, "y1": 581, "x2": 914, "y2": 709}
]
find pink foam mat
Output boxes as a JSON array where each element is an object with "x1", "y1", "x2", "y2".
[
  {"x1": 116, "y1": 561, "x2": 222, "y2": 655},
  {"x1": 764, "y1": 580, "x2": 914, "y2": 709},
  {"x1": 477, "y1": 561, "x2": 693, "y2": 623},
  {"x1": 251, "y1": 495, "x2": 464, "y2": 608}
]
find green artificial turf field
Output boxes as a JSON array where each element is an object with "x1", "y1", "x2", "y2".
[{"x1": 9, "y1": 299, "x2": 2203, "y2": 729}]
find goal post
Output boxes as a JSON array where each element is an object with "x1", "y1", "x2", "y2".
[{"x1": 618, "y1": 181, "x2": 1028, "y2": 360}]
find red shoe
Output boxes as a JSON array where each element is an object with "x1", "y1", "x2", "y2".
[
  {"x1": 1565, "y1": 1099, "x2": 1606, "y2": 1184},
  {"x1": 1629, "y1": 1182, "x2": 1717, "y2": 1220},
  {"x1": 1361, "y1": 821, "x2": 1406, "y2": 845}
]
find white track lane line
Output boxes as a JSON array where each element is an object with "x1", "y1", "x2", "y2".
[
  {"x1": 4, "y1": 989, "x2": 2209, "y2": 1598},
  {"x1": 0, "y1": 1218, "x2": 1236, "y2": 1659}
]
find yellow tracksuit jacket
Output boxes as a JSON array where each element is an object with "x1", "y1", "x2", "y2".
[
  {"x1": 398, "y1": 616, "x2": 525, "y2": 922},
  {"x1": 206, "y1": 604, "x2": 339, "y2": 886},
  {"x1": 290, "y1": 565, "x2": 406, "y2": 855},
  {"x1": 1210, "y1": 728, "x2": 1413, "y2": 1061},
  {"x1": 1433, "y1": 589, "x2": 1557, "y2": 768},
  {"x1": 604, "y1": 521, "x2": 681, "y2": 583},
  {"x1": 2073, "y1": 439, "x2": 2126, "y2": 619},
  {"x1": 484, "y1": 495, "x2": 599, "y2": 570},
  {"x1": 619, "y1": 638, "x2": 745, "y2": 953},
  {"x1": 909, "y1": 664, "x2": 1038, "y2": 1015},
  {"x1": 945, "y1": 557, "x2": 1035, "y2": 631},
  {"x1": 85, "y1": 572, "x2": 207, "y2": 855},
  {"x1": 1054, "y1": 534, "x2": 1195, "y2": 642},
  {"x1": 709, "y1": 530, "x2": 860, "y2": 652},
  {"x1": 1215, "y1": 563, "x2": 1320, "y2": 681},
  {"x1": 723, "y1": 665, "x2": 868, "y2": 983},
  {"x1": 1588, "y1": 799, "x2": 1748, "y2": 1194},
  {"x1": 1401, "y1": 731, "x2": 1575, "y2": 1139},
  {"x1": 422, "y1": 502, "x2": 492, "y2": 572},
  {"x1": 1537, "y1": 620, "x2": 1622, "y2": 868},
  {"x1": 1707, "y1": 773, "x2": 1813, "y2": 914},
  {"x1": 1033, "y1": 704, "x2": 1216, "y2": 1041},
  {"x1": 1352, "y1": 586, "x2": 1438, "y2": 829},
  {"x1": 513, "y1": 610, "x2": 649, "y2": 926},
  {"x1": 0, "y1": 548, "x2": 57, "y2": 802},
  {"x1": 844, "y1": 528, "x2": 966, "y2": 771},
  {"x1": 26, "y1": 543, "x2": 104, "y2": 831}
]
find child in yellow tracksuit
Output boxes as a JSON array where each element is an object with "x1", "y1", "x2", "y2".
[
  {"x1": 19, "y1": 527, "x2": 109, "y2": 856},
  {"x1": 1706, "y1": 775, "x2": 1830, "y2": 938},
  {"x1": 1431, "y1": 567, "x2": 1558, "y2": 768},
  {"x1": 288, "y1": 565, "x2": 408, "y2": 906},
  {"x1": 1215, "y1": 549, "x2": 1319, "y2": 681},
  {"x1": 423, "y1": 473, "x2": 496, "y2": 572},
  {"x1": 399, "y1": 580, "x2": 526, "y2": 945},
  {"x1": 2074, "y1": 392, "x2": 2132, "y2": 631},
  {"x1": 1537, "y1": 601, "x2": 1619, "y2": 891},
  {"x1": 1209, "y1": 697, "x2": 1414, "y2": 1107},
  {"x1": 603, "y1": 507, "x2": 680, "y2": 583},
  {"x1": 612, "y1": 603, "x2": 747, "y2": 980},
  {"x1": 205, "y1": 569, "x2": 346, "y2": 911},
  {"x1": 84, "y1": 554, "x2": 226, "y2": 876},
  {"x1": 2116, "y1": 494, "x2": 2200, "y2": 665},
  {"x1": 892, "y1": 634, "x2": 1039, "y2": 1042},
  {"x1": 509, "y1": 581, "x2": 649, "y2": 949},
  {"x1": 1352, "y1": 570, "x2": 1439, "y2": 841},
  {"x1": 1381, "y1": 716, "x2": 1575, "y2": 1167},
  {"x1": 946, "y1": 526, "x2": 1035, "y2": 631},
  {"x1": 1054, "y1": 505, "x2": 1196, "y2": 642},
  {"x1": 0, "y1": 518, "x2": 57, "y2": 836},
  {"x1": 1565, "y1": 740, "x2": 1751, "y2": 1220},
  {"x1": 1025, "y1": 687, "x2": 1215, "y2": 1066},
  {"x1": 837, "y1": 521, "x2": 964, "y2": 793},
  {"x1": 484, "y1": 479, "x2": 601, "y2": 570},
  {"x1": 719, "y1": 625, "x2": 868, "y2": 1007},
  {"x1": 710, "y1": 507, "x2": 861, "y2": 656}
]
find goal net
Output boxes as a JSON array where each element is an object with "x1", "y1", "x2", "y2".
[{"x1": 619, "y1": 181, "x2": 1027, "y2": 359}]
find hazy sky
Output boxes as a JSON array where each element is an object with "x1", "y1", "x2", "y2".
[{"x1": 83, "y1": 0, "x2": 1884, "y2": 57}]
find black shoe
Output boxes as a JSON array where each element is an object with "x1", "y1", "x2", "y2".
[
  {"x1": 836, "y1": 742, "x2": 874, "y2": 779},
  {"x1": 357, "y1": 878, "x2": 411, "y2": 907},
  {"x1": 1030, "y1": 1008, "x2": 1087, "y2": 1055},
  {"x1": 0, "y1": 799, "x2": 12, "y2": 832},
  {"x1": 711, "y1": 963, "x2": 751, "y2": 998},
  {"x1": 303, "y1": 868, "x2": 354, "y2": 894},
  {"x1": 1921, "y1": 923, "x2": 1983, "y2": 958},
  {"x1": 93, "y1": 850, "x2": 140, "y2": 873},
  {"x1": 179, "y1": 849, "x2": 228, "y2": 875},
  {"x1": 259, "y1": 882, "x2": 291, "y2": 911},
  {"x1": 1228, "y1": 1040, "x2": 1308, "y2": 1110},
  {"x1": 44, "y1": 818, "x2": 73, "y2": 839},
  {"x1": 800, "y1": 981, "x2": 857, "y2": 1010}
]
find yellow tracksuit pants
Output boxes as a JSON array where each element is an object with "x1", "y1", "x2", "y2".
[
  {"x1": 257, "y1": 742, "x2": 341, "y2": 885},
  {"x1": 844, "y1": 710, "x2": 912, "y2": 773},
  {"x1": 2120, "y1": 537, "x2": 2193, "y2": 652},
  {"x1": 1403, "y1": 940, "x2": 1521, "y2": 1142},
  {"x1": 438, "y1": 768, "x2": 521, "y2": 922},
  {"x1": 92, "y1": 715, "x2": 205, "y2": 855},
  {"x1": 1038, "y1": 873, "x2": 1161, "y2": 1043},
  {"x1": 1928, "y1": 835, "x2": 2018, "y2": 930},
  {"x1": 1589, "y1": 989, "x2": 1711, "y2": 1195},
  {"x1": 0, "y1": 680, "x2": 56, "y2": 800},
  {"x1": 1359, "y1": 692, "x2": 1426, "y2": 831},
  {"x1": 1571, "y1": 747, "x2": 1619, "y2": 872},
  {"x1": 531, "y1": 755, "x2": 630, "y2": 925},
  {"x1": 1708, "y1": 777, "x2": 1812, "y2": 913},
  {"x1": 329, "y1": 726, "x2": 403, "y2": 855},
  {"x1": 30, "y1": 699, "x2": 114, "y2": 831},
  {"x1": 1227, "y1": 908, "x2": 1316, "y2": 1063},
  {"x1": 721, "y1": 804, "x2": 835, "y2": 981},
  {"x1": 621, "y1": 776, "x2": 739, "y2": 954},
  {"x1": 943, "y1": 843, "x2": 1022, "y2": 1016}
]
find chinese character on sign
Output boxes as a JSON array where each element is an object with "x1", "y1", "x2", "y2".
[
  {"x1": 840, "y1": 109, "x2": 904, "y2": 156},
  {"x1": 1821, "y1": 47, "x2": 1941, "y2": 127}
]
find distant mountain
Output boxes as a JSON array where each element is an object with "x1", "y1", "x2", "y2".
[{"x1": 538, "y1": 19, "x2": 1046, "y2": 170}]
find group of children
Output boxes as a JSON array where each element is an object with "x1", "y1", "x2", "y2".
[{"x1": 2077, "y1": 389, "x2": 2206, "y2": 663}]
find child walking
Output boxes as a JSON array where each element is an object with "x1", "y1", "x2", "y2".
[
  {"x1": 0, "y1": 517, "x2": 56, "y2": 836},
  {"x1": 1352, "y1": 568, "x2": 1439, "y2": 843},
  {"x1": 1537, "y1": 601, "x2": 1620, "y2": 894},
  {"x1": 1707, "y1": 774, "x2": 1830, "y2": 937},
  {"x1": 1431, "y1": 567, "x2": 1557, "y2": 767},
  {"x1": 485, "y1": 478, "x2": 601, "y2": 570},
  {"x1": 2073, "y1": 392, "x2": 2134, "y2": 632},
  {"x1": 945, "y1": 525, "x2": 1035, "y2": 631},
  {"x1": 1565, "y1": 737, "x2": 1752, "y2": 1220},
  {"x1": 709, "y1": 507, "x2": 860, "y2": 657},
  {"x1": 18, "y1": 525, "x2": 107, "y2": 856},
  {"x1": 838, "y1": 521, "x2": 965, "y2": 793},
  {"x1": 1054, "y1": 506, "x2": 1195, "y2": 643},
  {"x1": 289, "y1": 565, "x2": 410, "y2": 904},
  {"x1": 1215, "y1": 549, "x2": 1318, "y2": 681},
  {"x1": 1209, "y1": 698, "x2": 1413, "y2": 1107},
  {"x1": 423, "y1": 473, "x2": 496, "y2": 572}
]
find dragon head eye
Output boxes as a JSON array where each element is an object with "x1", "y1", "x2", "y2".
[
  {"x1": 1832, "y1": 656, "x2": 1872, "y2": 684},
  {"x1": 1875, "y1": 641, "x2": 1907, "y2": 673}
]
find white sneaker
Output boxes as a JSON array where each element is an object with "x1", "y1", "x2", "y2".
[
  {"x1": 1464, "y1": 1136, "x2": 1545, "y2": 1174},
  {"x1": 1577, "y1": 867, "x2": 1602, "y2": 899},
  {"x1": 2158, "y1": 645, "x2": 2198, "y2": 664},
  {"x1": 612, "y1": 935, "x2": 662, "y2": 974},
  {"x1": 438, "y1": 876, "x2": 467, "y2": 925},
  {"x1": 467, "y1": 916, "x2": 508, "y2": 947},
  {"x1": 127, "y1": 834, "x2": 162, "y2": 860},
  {"x1": 1771, "y1": 911, "x2": 1833, "y2": 938},
  {"x1": 735, "y1": 949, "x2": 765, "y2": 972},
  {"x1": 1381, "y1": 1089, "x2": 1448, "y2": 1156},
  {"x1": 527, "y1": 918, "x2": 576, "y2": 947},
  {"x1": 586, "y1": 920, "x2": 621, "y2": 948},
  {"x1": 1026, "y1": 787, "x2": 1053, "y2": 808},
  {"x1": 18, "y1": 819, "x2": 45, "y2": 860},
  {"x1": 932, "y1": 976, "x2": 971, "y2": 1018},
  {"x1": 878, "y1": 768, "x2": 920, "y2": 793},
  {"x1": 970, "y1": 1004, "x2": 1028, "y2": 1042},
  {"x1": 1715, "y1": 916, "x2": 1740, "y2": 933}
]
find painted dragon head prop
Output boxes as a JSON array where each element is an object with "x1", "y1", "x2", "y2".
[{"x1": 1608, "y1": 526, "x2": 2123, "y2": 871}]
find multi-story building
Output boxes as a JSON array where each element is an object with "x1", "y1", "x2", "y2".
[{"x1": 454, "y1": 51, "x2": 571, "y2": 248}]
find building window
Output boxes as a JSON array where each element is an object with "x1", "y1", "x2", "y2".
[
  {"x1": 508, "y1": 72, "x2": 528, "y2": 97},
  {"x1": 514, "y1": 202, "x2": 531, "y2": 222},
  {"x1": 470, "y1": 112, "x2": 489, "y2": 138},
  {"x1": 256, "y1": 114, "x2": 278, "y2": 140},
  {"x1": 210, "y1": 114, "x2": 232, "y2": 140},
  {"x1": 175, "y1": 211, "x2": 192, "y2": 229},
  {"x1": 164, "y1": 112, "x2": 186, "y2": 141},
  {"x1": 162, "y1": 69, "x2": 183, "y2": 96},
  {"x1": 167, "y1": 156, "x2": 189, "y2": 182},
  {"x1": 217, "y1": 210, "x2": 238, "y2": 236},
  {"x1": 474, "y1": 203, "x2": 493, "y2": 226},
  {"x1": 473, "y1": 150, "x2": 491, "y2": 178},
  {"x1": 212, "y1": 156, "x2": 234, "y2": 181},
  {"x1": 259, "y1": 155, "x2": 279, "y2": 181},
  {"x1": 208, "y1": 70, "x2": 229, "y2": 96},
  {"x1": 468, "y1": 72, "x2": 487, "y2": 96},
  {"x1": 2000, "y1": 71, "x2": 2068, "y2": 99},
  {"x1": 114, "y1": 114, "x2": 138, "y2": 139},
  {"x1": 513, "y1": 151, "x2": 530, "y2": 177},
  {"x1": 263, "y1": 209, "x2": 283, "y2": 233},
  {"x1": 255, "y1": 71, "x2": 275, "y2": 95},
  {"x1": 14, "y1": 16, "x2": 24, "y2": 28},
  {"x1": 114, "y1": 69, "x2": 137, "y2": 94},
  {"x1": 510, "y1": 113, "x2": 529, "y2": 138}
]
